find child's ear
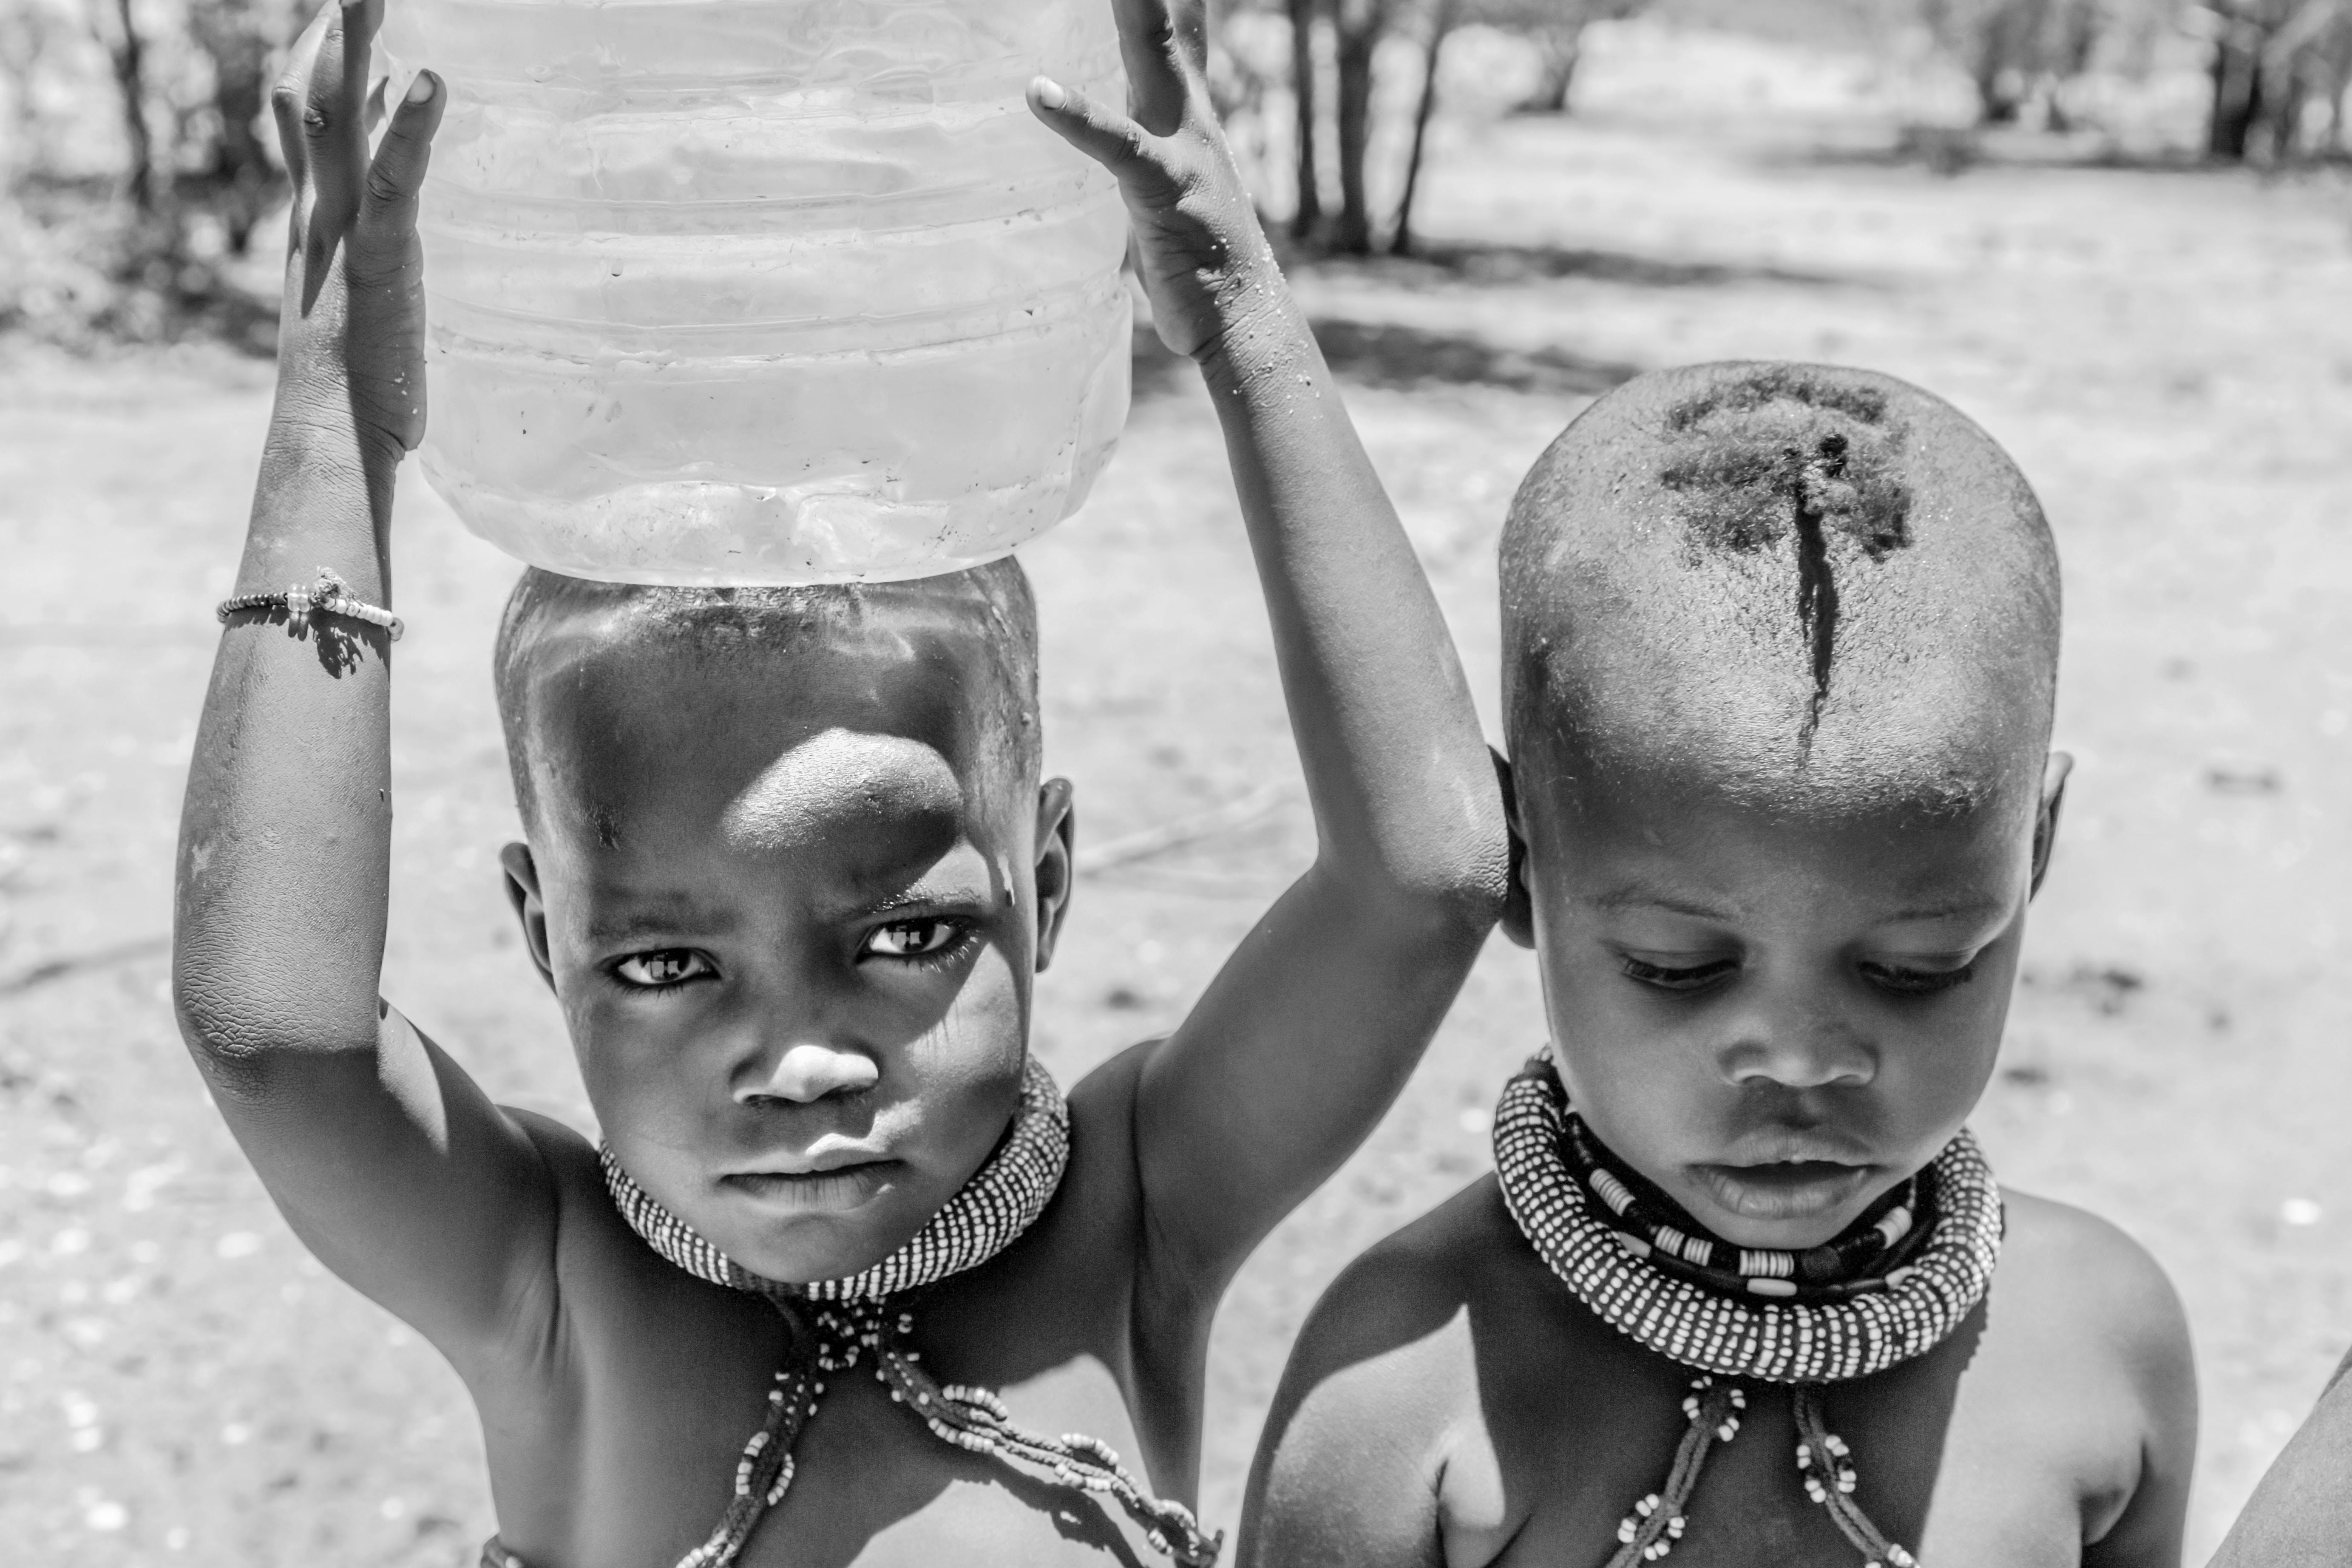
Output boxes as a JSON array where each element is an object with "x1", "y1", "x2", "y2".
[
  {"x1": 499, "y1": 842, "x2": 557, "y2": 992},
  {"x1": 1030, "y1": 778, "x2": 1078, "y2": 973},
  {"x1": 2029, "y1": 751, "x2": 2072, "y2": 899},
  {"x1": 1494, "y1": 747, "x2": 1534, "y2": 949}
]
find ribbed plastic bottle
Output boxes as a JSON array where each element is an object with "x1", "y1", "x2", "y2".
[{"x1": 379, "y1": 0, "x2": 1130, "y2": 585}]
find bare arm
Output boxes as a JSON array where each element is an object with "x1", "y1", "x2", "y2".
[
  {"x1": 2207, "y1": 1351, "x2": 2352, "y2": 1567},
  {"x1": 172, "y1": 1, "x2": 555, "y2": 1370},
  {"x1": 1029, "y1": 0, "x2": 1507, "y2": 1292},
  {"x1": 2083, "y1": 1310, "x2": 2196, "y2": 1568},
  {"x1": 2076, "y1": 1218, "x2": 2197, "y2": 1568},
  {"x1": 1240, "y1": 1249, "x2": 1471, "y2": 1568}
]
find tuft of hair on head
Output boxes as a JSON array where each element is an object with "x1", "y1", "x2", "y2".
[
  {"x1": 1500, "y1": 361, "x2": 2060, "y2": 821},
  {"x1": 492, "y1": 558, "x2": 1041, "y2": 833}
]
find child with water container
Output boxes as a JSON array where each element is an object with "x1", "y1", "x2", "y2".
[{"x1": 170, "y1": 0, "x2": 1505, "y2": 1563}]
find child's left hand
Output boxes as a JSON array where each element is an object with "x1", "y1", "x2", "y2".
[{"x1": 1027, "y1": 0, "x2": 1281, "y2": 364}]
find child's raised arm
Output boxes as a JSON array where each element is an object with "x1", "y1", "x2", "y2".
[
  {"x1": 173, "y1": 1, "x2": 555, "y2": 1366},
  {"x1": 1029, "y1": 1, "x2": 1509, "y2": 1290}
]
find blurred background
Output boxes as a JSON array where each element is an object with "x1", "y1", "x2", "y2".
[{"x1": 5, "y1": 0, "x2": 2352, "y2": 1562}]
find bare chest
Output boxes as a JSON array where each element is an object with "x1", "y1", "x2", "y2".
[
  {"x1": 488, "y1": 1284, "x2": 1189, "y2": 1568},
  {"x1": 1474, "y1": 1370, "x2": 2101, "y2": 1568}
]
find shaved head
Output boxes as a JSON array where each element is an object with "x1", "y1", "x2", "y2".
[
  {"x1": 1501, "y1": 361, "x2": 2059, "y2": 822},
  {"x1": 493, "y1": 560, "x2": 1041, "y2": 837}
]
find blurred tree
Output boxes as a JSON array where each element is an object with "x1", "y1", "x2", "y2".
[
  {"x1": 2204, "y1": 0, "x2": 2349, "y2": 159},
  {"x1": 0, "y1": 2, "x2": 75, "y2": 181},
  {"x1": 1920, "y1": 0, "x2": 2102, "y2": 125},
  {"x1": 2207, "y1": 0, "x2": 2288, "y2": 156},
  {"x1": 1472, "y1": 0, "x2": 1648, "y2": 114},
  {"x1": 1285, "y1": 0, "x2": 1322, "y2": 236},
  {"x1": 1328, "y1": 0, "x2": 1403, "y2": 252},
  {"x1": 91, "y1": 0, "x2": 158, "y2": 211},
  {"x1": 2256, "y1": 0, "x2": 2351, "y2": 156},
  {"x1": 184, "y1": 0, "x2": 284, "y2": 251},
  {"x1": 1301, "y1": 0, "x2": 1651, "y2": 254},
  {"x1": 1390, "y1": 0, "x2": 1459, "y2": 253},
  {"x1": 5, "y1": 0, "x2": 296, "y2": 342}
]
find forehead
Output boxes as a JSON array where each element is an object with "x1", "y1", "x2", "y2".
[
  {"x1": 519, "y1": 610, "x2": 1013, "y2": 858},
  {"x1": 1531, "y1": 759, "x2": 2033, "y2": 920}
]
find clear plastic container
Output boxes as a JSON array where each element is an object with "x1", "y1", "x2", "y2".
[{"x1": 380, "y1": 0, "x2": 1131, "y2": 584}]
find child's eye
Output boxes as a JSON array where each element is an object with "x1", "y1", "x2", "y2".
[
  {"x1": 1860, "y1": 961, "x2": 1976, "y2": 998},
  {"x1": 611, "y1": 950, "x2": 713, "y2": 990},
  {"x1": 862, "y1": 918, "x2": 969, "y2": 962},
  {"x1": 1619, "y1": 956, "x2": 1739, "y2": 993}
]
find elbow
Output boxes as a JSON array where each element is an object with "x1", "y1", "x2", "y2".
[
  {"x1": 1402, "y1": 845, "x2": 1513, "y2": 942},
  {"x1": 171, "y1": 946, "x2": 381, "y2": 1081},
  {"x1": 1338, "y1": 820, "x2": 1514, "y2": 946}
]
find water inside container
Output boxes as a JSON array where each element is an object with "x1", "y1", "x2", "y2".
[{"x1": 381, "y1": 0, "x2": 1132, "y2": 584}]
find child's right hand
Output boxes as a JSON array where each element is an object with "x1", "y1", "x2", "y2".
[
  {"x1": 1026, "y1": 0, "x2": 1280, "y2": 365},
  {"x1": 270, "y1": 0, "x2": 443, "y2": 478}
]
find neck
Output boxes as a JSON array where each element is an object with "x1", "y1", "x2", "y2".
[{"x1": 602, "y1": 1054, "x2": 1070, "y2": 1302}]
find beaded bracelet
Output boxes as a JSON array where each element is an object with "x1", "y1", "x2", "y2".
[{"x1": 217, "y1": 567, "x2": 402, "y2": 641}]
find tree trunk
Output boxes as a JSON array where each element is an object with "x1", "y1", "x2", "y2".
[
  {"x1": 1521, "y1": 20, "x2": 1585, "y2": 114},
  {"x1": 2265, "y1": 57, "x2": 2309, "y2": 160},
  {"x1": 189, "y1": 0, "x2": 275, "y2": 252},
  {"x1": 1391, "y1": 0, "x2": 1458, "y2": 257},
  {"x1": 1287, "y1": 0, "x2": 1321, "y2": 239},
  {"x1": 2210, "y1": 27, "x2": 2267, "y2": 159},
  {"x1": 1331, "y1": 0, "x2": 1386, "y2": 255},
  {"x1": 102, "y1": 0, "x2": 154, "y2": 212},
  {"x1": 1969, "y1": 1, "x2": 2033, "y2": 126}
]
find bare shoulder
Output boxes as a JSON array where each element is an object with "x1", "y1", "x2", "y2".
[
  {"x1": 1933, "y1": 1189, "x2": 2197, "y2": 1562},
  {"x1": 1262, "y1": 1177, "x2": 1541, "y2": 1455},
  {"x1": 493, "y1": 1109, "x2": 627, "y2": 1359},
  {"x1": 1242, "y1": 1180, "x2": 1532, "y2": 1568},
  {"x1": 516, "y1": 1104, "x2": 611, "y2": 1243},
  {"x1": 1294, "y1": 1176, "x2": 1538, "y2": 1375},
  {"x1": 1057, "y1": 1039, "x2": 1153, "y2": 1247},
  {"x1": 492, "y1": 1106, "x2": 756, "y2": 1373},
  {"x1": 1065, "y1": 1038, "x2": 1153, "y2": 1168},
  {"x1": 1991, "y1": 1189, "x2": 2191, "y2": 1381}
]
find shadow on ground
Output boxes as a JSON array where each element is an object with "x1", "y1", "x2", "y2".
[
  {"x1": 1314, "y1": 240, "x2": 1863, "y2": 292},
  {"x1": 1132, "y1": 317, "x2": 1641, "y2": 402},
  {"x1": 1758, "y1": 122, "x2": 2350, "y2": 180}
]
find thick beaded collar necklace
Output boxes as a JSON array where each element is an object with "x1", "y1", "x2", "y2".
[
  {"x1": 1492, "y1": 1050, "x2": 2004, "y2": 1567},
  {"x1": 481, "y1": 1058, "x2": 1219, "y2": 1568}
]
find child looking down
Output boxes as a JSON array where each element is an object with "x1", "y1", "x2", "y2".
[
  {"x1": 170, "y1": 2, "x2": 1505, "y2": 1564},
  {"x1": 1242, "y1": 364, "x2": 2198, "y2": 1567}
]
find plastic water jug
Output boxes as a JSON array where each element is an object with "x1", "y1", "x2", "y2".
[{"x1": 379, "y1": 0, "x2": 1131, "y2": 585}]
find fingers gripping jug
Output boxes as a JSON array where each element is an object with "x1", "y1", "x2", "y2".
[{"x1": 380, "y1": 0, "x2": 1130, "y2": 584}]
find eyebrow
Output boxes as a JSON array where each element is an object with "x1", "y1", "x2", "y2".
[
  {"x1": 1592, "y1": 882, "x2": 1736, "y2": 921},
  {"x1": 1879, "y1": 899, "x2": 2008, "y2": 925},
  {"x1": 1589, "y1": 884, "x2": 2008, "y2": 928},
  {"x1": 846, "y1": 868, "x2": 1000, "y2": 921},
  {"x1": 584, "y1": 899, "x2": 739, "y2": 944}
]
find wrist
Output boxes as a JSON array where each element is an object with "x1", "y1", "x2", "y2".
[
  {"x1": 1191, "y1": 260, "x2": 1312, "y2": 388},
  {"x1": 265, "y1": 368, "x2": 406, "y2": 484},
  {"x1": 245, "y1": 418, "x2": 395, "y2": 586}
]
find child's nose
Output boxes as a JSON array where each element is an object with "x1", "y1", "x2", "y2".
[
  {"x1": 736, "y1": 1041, "x2": 881, "y2": 1105},
  {"x1": 1715, "y1": 1012, "x2": 1875, "y2": 1091}
]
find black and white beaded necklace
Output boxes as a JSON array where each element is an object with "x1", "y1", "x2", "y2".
[
  {"x1": 1492, "y1": 1049, "x2": 2004, "y2": 1568},
  {"x1": 484, "y1": 1057, "x2": 1220, "y2": 1568}
]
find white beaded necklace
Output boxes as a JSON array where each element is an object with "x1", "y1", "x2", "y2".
[
  {"x1": 482, "y1": 1058, "x2": 1220, "y2": 1568},
  {"x1": 603, "y1": 1055, "x2": 1072, "y2": 1306},
  {"x1": 1492, "y1": 1049, "x2": 2003, "y2": 1566}
]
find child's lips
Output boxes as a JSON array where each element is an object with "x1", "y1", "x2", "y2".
[
  {"x1": 1689, "y1": 1160, "x2": 1876, "y2": 1223},
  {"x1": 722, "y1": 1159, "x2": 901, "y2": 1214}
]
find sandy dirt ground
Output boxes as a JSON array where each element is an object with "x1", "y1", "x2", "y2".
[{"x1": 6, "y1": 23, "x2": 2352, "y2": 1565}]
